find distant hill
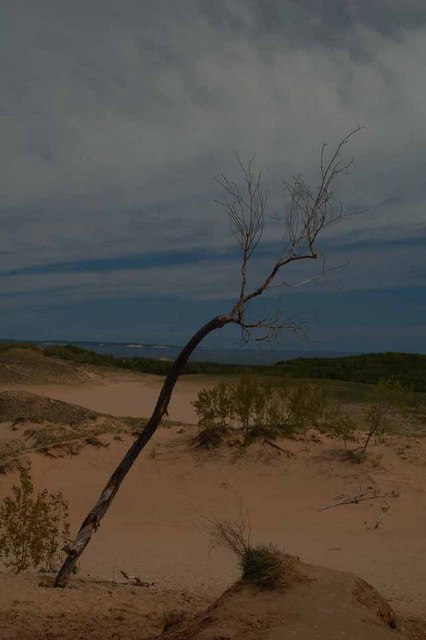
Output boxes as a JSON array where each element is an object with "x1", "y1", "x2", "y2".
[
  {"x1": 0, "y1": 345, "x2": 107, "y2": 384},
  {"x1": 0, "y1": 344, "x2": 424, "y2": 392},
  {"x1": 274, "y1": 352, "x2": 426, "y2": 392},
  {"x1": 40, "y1": 345, "x2": 426, "y2": 391},
  {"x1": 0, "y1": 338, "x2": 356, "y2": 365}
]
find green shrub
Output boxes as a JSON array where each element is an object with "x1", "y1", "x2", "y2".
[
  {"x1": 193, "y1": 374, "x2": 330, "y2": 446},
  {"x1": 321, "y1": 377, "x2": 411, "y2": 461},
  {"x1": 231, "y1": 372, "x2": 288, "y2": 443},
  {"x1": 241, "y1": 544, "x2": 284, "y2": 589},
  {"x1": 0, "y1": 466, "x2": 70, "y2": 573},
  {"x1": 320, "y1": 400, "x2": 356, "y2": 452},
  {"x1": 357, "y1": 377, "x2": 411, "y2": 460},
  {"x1": 249, "y1": 378, "x2": 289, "y2": 441},
  {"x1": 192, "y1": 380, "x2": 234, "y2": 448},
  {"x1": 192, "y1": 380, "x2": 233, "y2": 429},
  {"x1": 193, "y1": 424, "x2": 229, "y2": 449},
  {"x1": 286, "y1": 381, "x2": 329, "y2": 432},
  {"x1": 206, "y1": 506, "x2": 291, "y2": 590}
]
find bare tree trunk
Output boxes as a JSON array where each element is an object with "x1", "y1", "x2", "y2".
[
  {"x1": 351, "y1": 427, "x2": 374, "y2": 463},
  {"x1": 360, "y1": 428, "x2": 374, "y2": 460},
  {"x1": 54, "y1": 314, "x2": 232, "y2": 587}
]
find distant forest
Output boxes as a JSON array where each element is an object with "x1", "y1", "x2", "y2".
[{"x1": 275, "y1": 352, "x2": 426, "y2": 392}]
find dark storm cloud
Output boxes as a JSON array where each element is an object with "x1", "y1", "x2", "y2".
[
  {"x1": 0, "y1": 0, "x2": 425, "y2": 304},
  {"x1": 229, "y1": 0, "x2": 426, "y2": 38}
]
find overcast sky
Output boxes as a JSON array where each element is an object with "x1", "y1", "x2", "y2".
[{"x1": 1, "y1": 0, "x2": 425, "y2": 353}]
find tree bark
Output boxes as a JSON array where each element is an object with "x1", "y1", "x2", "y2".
[{"x1": 54, "y1": 314, "x2": 233, "y2": 587}]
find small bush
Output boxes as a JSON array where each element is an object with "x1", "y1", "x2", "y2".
[
  {"x1": 241, "y1": 544, "x2": 284, "y2": 589},
  {"x1": 245, "y1": 422, "x2": 281, "y2": 443},
  {"x1": 193, "y1": 374, "x2": 331, "y2": 446},
  {"x1": 193, "y1": 424, "x2": 229, "y2": 449},
  {"x1": 206, "y1": 505, "x2": 291, "y2": 590},
  {"x1": 286, "y1": 381, "x2": 329, "y2": 432},
  {"x1": 192, "y1": 381, "x2": 233, "y2": 429},
  {"x1": 351, "y1": 377, "x2": 410, "y2": 461},
  {"x1": 0, "y1": 466, "x2": 70, "y2": 573},
  {"x1": 162, "y1": 610, "x2": 186, "y2": 633},
  {"x1": 320, "y1": 400, "x2": 356, "y2": 452}
]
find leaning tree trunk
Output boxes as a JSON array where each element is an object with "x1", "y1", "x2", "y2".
[
  {"x1": 54, "y1": 314, "x2": 233, "y2": 587},
  {"x1": 359, "y1": 427, "x2": 375, "y2": 461}
]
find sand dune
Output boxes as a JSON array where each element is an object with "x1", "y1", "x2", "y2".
[
  {"x1": 162, "y1": 562, "x2": 419, "y2": 639},
  {"x1": 24, "y1": 379, "x2": 197, "y2": 424},
  {"x1": 0, "y1": 389, "x2": 139, "y2": 472},
  {"x1": 18, "y1": 374, "x2": 215, "y2": 424},
  {"x1": 0, "y1": 423, "x2": 425, "y2": 620},
  {"x1": 0, "y1": 355, "x2": 425, "y2": 638},
  {"x1": 0, "y1": 348, "x2": 110, "y2": 385},
  {"x1": 1, "y1": 561, "x2": 424, "y2": 640}
]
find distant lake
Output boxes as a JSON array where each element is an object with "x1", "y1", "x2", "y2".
[{"x1": 36, "y1": 341, "x2": 357, "y2": 365}]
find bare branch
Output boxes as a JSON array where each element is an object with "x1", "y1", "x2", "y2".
[
  {"x1": 204, "y1": 499, "x2": 252, "y2": 559},
  {"x1": 220, "y1": 129, "x2": 362, "y2": 338},
  {"x1": 216, "y1": 153, "x2": 266, "y2": 311}
]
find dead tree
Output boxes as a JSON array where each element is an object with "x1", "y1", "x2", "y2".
[{"x1": 54, "y1": 128, "x2": 361, "y2": 587}]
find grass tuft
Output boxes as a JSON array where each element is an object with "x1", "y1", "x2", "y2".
[
  {"x1": 193, "y1": 424, "x2": 228, "y2": 449},
  {"x1": 240, "y1": 544, "x2": 285, "y2": 589},
  {"x1": 206, "y1": 504, "x2": 297, "y2": 590}
]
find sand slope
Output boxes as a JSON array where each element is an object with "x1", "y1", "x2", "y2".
[
  {"x1": 0, "y1": 427, "x2": 424, "y2": 619},
  {"x1": 0, "y1": 354, "x2": 425, "y2": 635},
  {"x1": 0, "y1": 572, "x2": 205, "y2": 640},
  {"x1": 0, "y1": 389, "x2": 140, "y2": 472},
  {"x1": 162, "y1": 562, "x2": 414, "y2": 639},
  {"x1": 0, "y1": 564, "x2": 424, "y2": 640}
]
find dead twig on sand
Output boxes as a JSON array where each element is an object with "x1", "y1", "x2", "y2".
[
  {"x1": 320, "y1": 489, "x2": 399, "y2": 512},
  {"x1": 263, "y1": 439, "x2": 294, "y2": 457},
  {"x1": 373, "y1": 504, "x2": 391, "y2": 530},
  {"x1": 374, "y1": 513, "x2": 385, "y2": 529},
  {"x1": 119, "y1": 570, "x2": 153, "y2": 587}
]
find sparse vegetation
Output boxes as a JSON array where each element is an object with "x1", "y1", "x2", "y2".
[
  {"x1": 357, "y1": 377, "x2": 412, "y2": 461},
  {"x1": 0, "y1": 466, "x2": 70, "y2": 573},
  {"x1": 320, "y1": 400, "x2": 357, "y2": 452},
  {"x1": 285, "y1": 380, "x2": 329, "y2": 432},
  {"x1": 193, "y1": 373, "x2": 416, "y2": 461},
  {"x1": 193, "y1": 374, "x2": 332, "y2": 447},
  {"x1": 0, "y1": 390, "x2": 142, "y2": 469},
  {"x1": 319, "y1": 377, "x2": 412, "y2": 461},
  {"x1": 192, "y1": 380, "x2": 233, "y2": 430},
  {"x1": 193, "y1": 423, "x2": 230, "y2": 449},
  {"x1": 207, "y1": 505, "x2": 292, "y2": 590},
  {"x1": 241, "y1": 544, "x2": 286, "y2": 590},
  {"x1": 161, "y1": 610, "x2": 187, "y2": 633}
]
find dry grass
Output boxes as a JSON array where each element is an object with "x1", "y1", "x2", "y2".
[
  {"x1": 0, "y1": 390, "x2": 145, "y2": 471},
  {"x1": 206, "y1": 504, "x2": 299, "y2": 590}
]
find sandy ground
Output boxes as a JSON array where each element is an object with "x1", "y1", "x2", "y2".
[
  {"x1": 15, "y1": 374, "x2": 213, "y2": 424},
  {"x1": 2, "y1": 565, "x2": 423, "y2": 640},
  {"x1": 0, "y1": 572, "x2": 207, "y2": 640},
  {"x1": 0, "y1": 373, "x2": 425, "y2": 631}
]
